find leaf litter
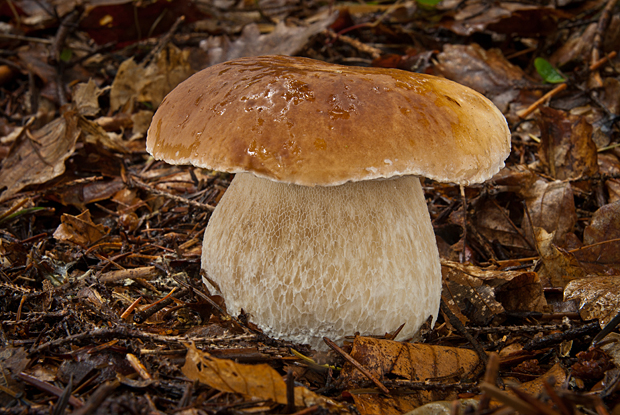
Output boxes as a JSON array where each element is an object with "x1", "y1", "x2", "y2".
[{"x1": 0, "y1": 0, "x2": 620, "y2": 413}]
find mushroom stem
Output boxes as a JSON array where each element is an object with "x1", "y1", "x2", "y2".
[{"x1": 202, "y1": 173, "x2": 441, "y2": 350}]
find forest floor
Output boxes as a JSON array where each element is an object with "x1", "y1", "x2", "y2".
[{"x1": 1, "y1": 0, "x2": 620, "y2": 414}]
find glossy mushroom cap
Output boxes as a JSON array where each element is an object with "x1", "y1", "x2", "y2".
[{"x1": 147, "y1": 55, "x2": 511, "y2": 186}]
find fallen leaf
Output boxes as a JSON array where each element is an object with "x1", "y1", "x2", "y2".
[
  {"x1": 182, "y1": 343, "x2": 346, "y2": 413},
  {"x1": 339, "y1": 337, "x2": 480, "y2": 414},
  {"x1": 598, "y1": 154, "x2": 620, "y2": 203},
  {"x1": 110, "y1": 44, "x2": 193, "y2": 112},
  {"x1": 0, "y1": 111, "x2": 80, "y2": 202},
  {"x1": 440, "y1": 1, "x2": 564, "y2": 37},
  {"x1": 579, "y1": 201, "x2": 620, "y2": 269},
  {"x1": 521, "y1": 179, "x2": 577, "y2": 246},
  {"x1": 442, "y1": 260, "x2": 546, "y2": 325},
  {"x1": 50, "y1": 177, "x2": 125, "y2": 210},
  {"x1": 564, "y1": 275, "x2": 620, "y2": 327},
  {"x1": 513, "y1": 362, "x2": 567, "y2": 397},
  {"x1": 549, "y1": 23, "x2": 597, "y2": 68},
  {"x1": 72, "y1": 79, "x2": 106, "y2": 116},
  {"x1": 435, "y1": 44, "x2": 530, "y2": 111},
  {"x1": 53, "y1": 210, "x2": 109, "y2": 247},
  {"x1": 536, "y1": 228, "x2": 586, "y2": 288},
  {"x1": 538, "y1": 107, "x2": 598, "y2": 181},
  {"x1": 203, "y1": 12, "x2": 336, "y2": 66},
  {"x1": 473, "y1": 198, "x2": 532, "y2": 253}
]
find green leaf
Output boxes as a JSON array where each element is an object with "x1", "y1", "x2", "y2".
[
  {"x1": 60, "y1": 48, "x2": 73, "y2": 62},
  {"x1": 534, "y1": 58, "x2": 566, "y2": 84}
]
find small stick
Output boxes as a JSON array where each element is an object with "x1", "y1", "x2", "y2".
[
  {"x1": 323, "y1": 337, "x2": 390, "y2": 394},
  {"x1": 477, "y1": 353, "x2": 500, "y2": 414},
  {"x1": 130, "y1": 175, "x2": 215, "y2": 212},
  {"x1": 286, "y1": 369, "x2": 296, "y2": 413},
  {"x1": 126, "y1": 353, "x2": 152, "y2": 380},
  {"x1": 120, "y1": 296, "x2": 143, "y2": 320},
  {"x1": 440, "y1": 299, "x2": 488, "y2": 366},
  {"x1": 517, "y1": 83, "x2": 567, "y2": 119},
  {"x1": 17, "y1": 372, "x2": 84, "y2": 408},
  {"x1": 480, "y1": 382, "x2": 537, "y2": 414}
]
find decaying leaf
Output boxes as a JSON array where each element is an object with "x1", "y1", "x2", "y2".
[
  {"x1": 338, "y1": 337, "x2": 480, "y2": 414},
  {"x1": 521, "y1": 179, "x2": 577, "y2": 246},
  {"x1": 439, "y1": 1, "x2": 563, "y2": 37},
  {"x1": 549, "y1": 23, "x2": 597, "y2": 68},
  {"x1": 442, "y1": 260, "x2": 546, "y2": 325},
  {"x1": 435, "y1": 44, "x2": 529, "y2": 110},
  {"x1": 473, "y1": 198, "x2": 531, "y2": 253},
  {"x1": 538, "y1": 107, "x2": 598, "y2": 181},
  {"x1": 564, "y1": 275, "x2": 620, "y2": 326},
  {"x1": 72, "y1": 79, "x2": 106, "y2": 117},
  {"x1": 53, "y1": 210, "x2": 109, "y2": 247},
  {"x1": 536, "y1": 228, "x2": 586, "y2": 288},
  {"x1": 580, "y1": 201, "x2": 620, "y2": 269},
  {"x1": 516, "y1": 362, "x2": 567, "y2": 396},
  {"x1": 0, "y1": 111, "x2": 80, "y2": 202},
  {"x1": 110, "y1": 44, "x2": 193, "y2": 112},
  {"x1": 182, "y1": 343, "x2": 346, "y2": 413},
  {"x1": 203, "y1": 13, "x2": 336, "y2": 66},
  {"x1": 50, "y1": 177, "x2": 125, "y2": 210}
]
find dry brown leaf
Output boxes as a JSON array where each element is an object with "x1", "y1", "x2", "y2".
[
  {"x1": 564, "y1": 275, "x2": 620, "y2": 326},
  {"x1": 72, "y1": 79, "x2": 106, "y2": 117},
  {"x1": 339, "y1": 337, "x2": 480, "y2": 414},
  {"x1": 53, "y1": 210, "x2": 109, "y2": 247},
  {"x1": 474, "y1": 199, "x2": 531, "y2": 252},
  {"x1": 579, "y1": 201, "x2": 620, "y2": 270},
  {"x1": 435, "y1": 44, "x2": 528, "y2": 111},
  {"x1": 442, "y1": 260, "x2": 547, "y2": 325},
  {"x1": 439, "y1": 1, "x2": 563, "y2": 37},
  {"x1": 513, "y1": 362, "x2": 567, "y2": 397},
  {"x1": 521, "y1": 179, "x2": 577, "y2": 246},
  {"x1": 51, "y1": 177, "x2": 125, "y2": 210},
  {"x1": 538, "y1": 107, "x2": 598, "y2": 181},
  {"x1": 0, "y1": 111, "x2": 80, "y2": 203},
  {"x1": 110, "y1": 45, "x2": 193, "y2": 112},
  {"x1": 549, "y1": 23, "x2": 597, "y2": 68},
  {"x1": 598, "y1": 154, "x2": 620, "y2": 204},
  {"x1": 182, "y1": 343, "x2": 347, "y2": 413},
  {"x1": 203, "y1": 13, "x2": 336, "y2": 66},
  {"x1": 536, "y1": 228, "x2": 586, "y2": 288}
]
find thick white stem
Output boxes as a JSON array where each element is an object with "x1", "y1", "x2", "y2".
[{"x1": 202, "y1": 173, "x2": 441, "y2": 350}]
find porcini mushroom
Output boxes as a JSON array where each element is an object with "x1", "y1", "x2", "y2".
[{"x1": 146, "y1": 55, "x2": 511, "y2": 350}]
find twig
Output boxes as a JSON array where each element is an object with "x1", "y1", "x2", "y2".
[
  {"x1": 17, "y1": 372, "x2": 84, "y2": 408},
  {"x1": 51, "y1": 7, "x2": 82, "y2": 63},
  {"x1": 133, "y1": 287, "x2": 191, "y2": 323},
  {"x1": 477, "y1": 353, "x2": 500, "y2": 414},
  {"x1": 323, "y1": 337, "x2": 390, "y2": 394},
  {"x1": 28, "y1": 325, "x2": 255, "y2": 354},
  {"x1": 71, "y1": 381, "x2": 120, "y2": 415},
  {"x1": 144, "y1": 15, "x2": 186, "y2": 66},
  {"x1": 480, "y1": 381, "x2": 538, "y2": 414},
  {"x1": 0, "y1": 33, "x2": 52, "y2": 44},
  {"x1": 130, "y1": 174, "x2": 215, "y2": 211},
  {"x1": 440, "y1": 299, "x2": 488, "y2": 366},
  {"x1": 589, "y1": 0, "x2": 619, "y2": 86},
  {"x1": 517, "y1": 83, "x2": 567, "y2": 119},
  {"x1": 523, "y1": 321, "x2": 600, "y2": 350},
  {"x1": 591, "y1": 311, "x2": 620, "y2": 347}
]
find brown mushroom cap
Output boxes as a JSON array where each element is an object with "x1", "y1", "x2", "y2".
[{"x1": 147, "y1": 55, "x2": 510, "y2": 186}]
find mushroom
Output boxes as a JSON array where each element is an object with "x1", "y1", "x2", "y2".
[{"x1": 146, "y1": 55, "x2": 511, "y2": 350}]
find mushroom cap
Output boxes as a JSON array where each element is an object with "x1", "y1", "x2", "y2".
[{"x1": 147, "y1": 55, "x2": 511, "y2": 186}]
